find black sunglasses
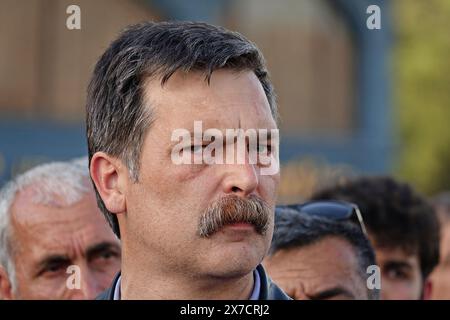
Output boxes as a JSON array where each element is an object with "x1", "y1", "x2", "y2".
[{"x1": 277, "y1": 200, "x2": 367, "y2": 235}]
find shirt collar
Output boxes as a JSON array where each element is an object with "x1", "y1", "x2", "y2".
[
  {"x1": 113, "y1": 268, "x2": 261, "y2": 300},
  {"x1": 249, "y1": 267, "x2": 261, "y2": 300},
  {"x1": 113, "y1": 275, "x2": 121, "y2": 300}
]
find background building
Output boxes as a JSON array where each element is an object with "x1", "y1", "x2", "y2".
[{"x1": 0, "y1": 0, "x2": 448, "y2": 201}]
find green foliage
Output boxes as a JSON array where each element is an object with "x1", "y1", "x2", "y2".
[{"x1": 393, "y1": 0, "x2": 450, "y2": 194}]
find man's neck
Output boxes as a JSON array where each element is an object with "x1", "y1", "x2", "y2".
[{"x1": 119, "y1": 258, "x2": 255, "y2": 300}]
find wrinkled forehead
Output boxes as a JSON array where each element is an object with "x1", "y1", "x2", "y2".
[
  {"x1": 13, "y1": 184, "x2": 69, "y2": 209},
  {"x1": 9, "y1": 190, "x2": 114, "y2": 254},
  {"x1": 142, "y1": 69, "x2": 276, "y2": 131},
  {"x1": 9, "y1": 187, "x2": 95, "y2": 234},
  {"x1": 266, "y1": 241, "x2": 365, "y2": 295}
]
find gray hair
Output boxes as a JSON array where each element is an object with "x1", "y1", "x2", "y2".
[
  {"x1": 0, "y1": 157, "x2": 92, "y2": 292},
  {"x1": 269, "y1": 207, "x2": 380, "y2": 300}
]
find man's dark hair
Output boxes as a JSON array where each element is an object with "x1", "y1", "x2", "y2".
[
  {"x1": 270, "y1": 207, "x2": 379, "y2": 300},
  {"x1": 311, "y1": 176, "x2": 440, "y2": 280},
  {"x1": 86, "y1": 21, "x2": 277, "y2": 237}
]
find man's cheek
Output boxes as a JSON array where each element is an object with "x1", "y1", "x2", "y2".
[{"x1": 259, "y1": 176, "x2": 279, "y2": 204}]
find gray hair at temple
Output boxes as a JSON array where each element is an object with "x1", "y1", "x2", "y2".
[
  {"x1": 269, "y1": 206, "x2": 380, "y2": 300},
  {"x1": 0, "y1": 157, "x2": 92, "y2": 293}
]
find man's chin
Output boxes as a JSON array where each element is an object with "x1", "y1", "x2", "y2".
[
  {"x1": 201, "y1": 240, "x2": 266, "y2": 276},
  {"x1": 203, "y1": 258, "x2": 258, "y2": 281}
]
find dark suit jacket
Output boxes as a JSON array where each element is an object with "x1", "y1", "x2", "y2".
[{"x1": 96, "y1": 264, "x2": 291, "y2": 300}]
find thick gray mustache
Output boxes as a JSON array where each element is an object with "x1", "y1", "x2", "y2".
[{"x1": 198, "y1": 194, "x2": 271, "y2": 237}]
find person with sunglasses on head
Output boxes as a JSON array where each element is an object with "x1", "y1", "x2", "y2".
[
  {"x1": 263, "y1": 204, "x2": 379, "y2": 300},
  {"x1": 311, "y1": 176, "x2": 440, "y2": 300}
]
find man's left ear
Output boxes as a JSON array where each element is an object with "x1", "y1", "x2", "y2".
[
  {"x1": 0, "y1": 266, "x2": 14, "y2": 300},
  {"x1": 422, "y1": 277, "x2": 433, "y2": 300}
]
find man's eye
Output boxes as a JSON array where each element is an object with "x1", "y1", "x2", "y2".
[
  {"x1": 92, "y1": 250, "x2": 120, "y2": 264},
  {"x1": 47, "y1": 266, "x2": 63, "y2": 273},
  {"x1": 258, "y1": 144, "x2": 271, "y2": 154},
  {"x1": 386, "y1": 268, "x2": 409, "y2": 280},
  {"x1": 191, "y1": 145, "x2": 203, "y2": 153},
  {"x1": 98, "y1": 251, "x2": 118, "y2": 260},
  {"x1": 41, "y1": 263, "x2": 68, "y2": 276},
  {"x1": 185, "y1": 145, "x2": 205, "y2": 154}
]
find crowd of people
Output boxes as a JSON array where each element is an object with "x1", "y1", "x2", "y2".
[
  {"x1": 0, "y1": 157, "x2": 447, "y2": 300},
  {"x1": 0, "y1": 21, "x2": 448, "y2": 300}
]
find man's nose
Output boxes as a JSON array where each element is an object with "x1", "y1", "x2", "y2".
[
  {"x1": 68, "y1": 266, "x2": 104, "y2": 300},
  {"x1": 294, "y1": 287, "x2": 310, "y2": 300},
  {"x1": 222, "y1": 161, "x2": 259, "y2": 197}
]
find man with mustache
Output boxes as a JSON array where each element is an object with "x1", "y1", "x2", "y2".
[{"x1": 87, "y1": 21, "x2": 289, "y2": 300}]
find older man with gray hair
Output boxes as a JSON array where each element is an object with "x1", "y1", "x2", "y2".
[{"x1": 0, "y1": 158, "x2": 120, "y2": 299}]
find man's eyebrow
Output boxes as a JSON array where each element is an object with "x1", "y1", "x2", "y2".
[
  {"x1": 308, "y1": 287, "x2": 355, "y2": 300},
  {"x1": 169, "y1": 128, "x2": 275, "y2": 147},
  {"x1": 36, "y1": 254, "x2": 71, "y2": 273},
  {"x1": 86, "y1": 241, "x2": 121, "y2": 260},
  {"x1": 383, "y1": 261, "x2": 413, "y2": 271}
]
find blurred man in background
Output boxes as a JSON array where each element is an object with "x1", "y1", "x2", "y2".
[
  {"x1": 312, "y1": 176, "x2": 440, "y2": 300},
  {"x1": 429, "y1": 192, "x2": 450, "y2": 299},
  {"x1": 264, "y1": 206, "x2": 378, "y2": 300},
  {"x1": 0, "y1": 158, "x2": 121, "y2": 299}
]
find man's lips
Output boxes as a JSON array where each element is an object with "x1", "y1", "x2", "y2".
[{"x1": 224, "y1": 222, "x2": 255, "y2": 230}]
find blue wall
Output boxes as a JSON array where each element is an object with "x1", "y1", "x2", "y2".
[{"x1": 280, "y1": 0, "x2": 393, "y2": 173}]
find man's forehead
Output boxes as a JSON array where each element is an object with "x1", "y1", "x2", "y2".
[
  {"x1": 11, "y1": 186, "x2": 62, "y2": 221},
  {"x1": 267, "y1": 243, "x2": 361, "y2": 294},
  {"x1": 271, "y1": 237, "x2": 359, "y2": 272},
  {"x1": 9, "y1": 191, "x2": 106, "y2": 244},
  {"x1": 9, "y1": 193, "x2": 117, "y2": 257},
  {"x1": 375, "y1": 245, "x2": 420, "y2": 265},
  {"x1": 20, "y1": 184, "x2": 69, "y2": 206},
  {"x1": 145, "y1": 68, "x2": 263, "y2": 95},
  {"x1": 142, "y1": 69, "x2": 274, "y2": 128}
]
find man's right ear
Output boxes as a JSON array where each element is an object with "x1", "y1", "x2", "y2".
[
  {"x1": 0, "y1": 266, "x2": 13, "y2": 300},
  {"x1": 90, "y1": 152, "x2": 127, "y2": 214}
]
